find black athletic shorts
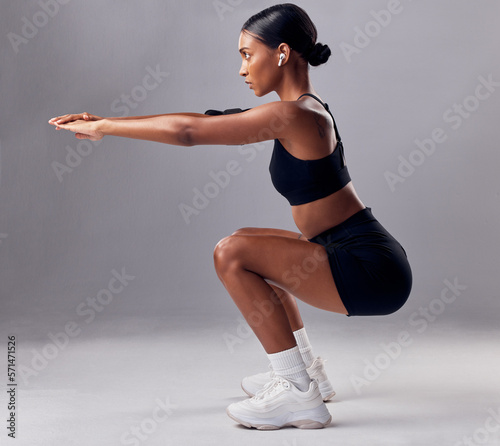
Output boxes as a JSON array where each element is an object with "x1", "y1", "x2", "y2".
[{"x1": 308, "y1": 207, "x2": 412, "y2": 316}]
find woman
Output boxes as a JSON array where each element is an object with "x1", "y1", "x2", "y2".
[{"x1": 49, "y1": 4, "x2": 412, "y2": 430}]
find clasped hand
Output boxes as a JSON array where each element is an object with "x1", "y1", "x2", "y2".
[{"x1": 48, "y1": 113, "x2": 104, "y2": 141}]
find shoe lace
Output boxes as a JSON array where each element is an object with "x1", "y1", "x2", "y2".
[{"x1": 252, "y1": 376, "x2": 289, "y2": 401}]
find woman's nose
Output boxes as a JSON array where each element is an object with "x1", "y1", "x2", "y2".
[{"x1": 239, "y1": 62, "x2": 248, "y2": 77}]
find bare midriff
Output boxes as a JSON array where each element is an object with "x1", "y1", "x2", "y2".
[{"x1": 292, "y1": 182, "x2": 366, "y2": 240}]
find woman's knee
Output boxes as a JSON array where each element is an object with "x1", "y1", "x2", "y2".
[{"x1": 213, "y1": 235, "x2": 245, "y2": 277}]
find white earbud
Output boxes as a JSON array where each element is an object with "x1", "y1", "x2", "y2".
[{"x1": 278, "y1": 53, "x2": 285, "y2": 66}]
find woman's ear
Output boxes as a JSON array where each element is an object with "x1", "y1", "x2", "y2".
[{"x1": 277, "y1": 43, "x2": 292, "y2": 66}]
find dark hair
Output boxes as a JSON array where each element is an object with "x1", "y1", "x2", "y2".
[{"x1": 242, "y1": 3, "x2": 331, "y2": 67}]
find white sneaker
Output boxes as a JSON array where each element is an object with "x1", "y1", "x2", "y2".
[
  {"x1": 241, "y1": 357, "x2": 336, "y2": 402},
  {"x1": 227, "y1": 377, "x2": 332, "y2": 430}
]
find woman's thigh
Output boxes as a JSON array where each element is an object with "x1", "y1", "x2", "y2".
[
  {"x1": 214, "y1": 233, "x2": 348, "y2": 315},
  {"x1": 232, "y1": 227, "x2": 305, "y2": 240}
]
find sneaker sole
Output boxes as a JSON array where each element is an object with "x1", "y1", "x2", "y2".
[{"x1": 226, "y1": 408, "x2": 332, "y2": 430}]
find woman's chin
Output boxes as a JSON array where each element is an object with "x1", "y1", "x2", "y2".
[{"x1": 253, "y1": 89, "x2": 267, "y2": 98}]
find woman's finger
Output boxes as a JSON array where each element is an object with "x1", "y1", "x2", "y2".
[
  {"x1": 49, "y1": 115, "x2": 70, "y2": 125},
  {"x1": 49, "y1": 114, "x2": 71, "y2": 123},
  {"x1": 56, "y1": 114, "x2": 80, "y2": 124},
  {"x1": 49, "y1": 113, "x2": 88, "y2": 125},
  {"x1": 52, "y1": 121, "x2": 76, "y2": 132}
]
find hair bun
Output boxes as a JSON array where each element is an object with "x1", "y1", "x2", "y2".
[{"x1": 307, "y1": 42, "x2": 331, "y2": 67}]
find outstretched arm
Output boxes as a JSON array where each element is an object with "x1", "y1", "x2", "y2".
[
  {"x1": 49, "y1": 112, "x2": 211, "y2": 124},
  {"x1": 48, "y1": 101, "x2": 301, "y2": 146}
]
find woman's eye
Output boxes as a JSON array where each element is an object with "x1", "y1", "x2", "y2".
[{"x1": 244, "y1": 53, "x2": 250, "y2": 60}]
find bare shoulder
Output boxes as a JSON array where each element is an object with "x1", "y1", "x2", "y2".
[
  {"x1": 249, "y1": 100, "x2": 320, "y2": 136},
  {"x1": 271, "y1": 99, "x2": 335, "y2": 155}
]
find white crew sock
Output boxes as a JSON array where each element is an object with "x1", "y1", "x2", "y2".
[
  {"x1": 267, "y1": 346, "x2": 311, "y2": 392},
  {"x1": 294, "y1": 327, "x2": 316, "y2": 368}
]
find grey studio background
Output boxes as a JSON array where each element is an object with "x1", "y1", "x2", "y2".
[{"x1": 0, "y1": 1, "x2": 499, "y2": 445}]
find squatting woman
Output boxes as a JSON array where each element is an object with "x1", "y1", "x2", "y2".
[{"x1": 49, "y1": 4, "x2": 412, "y2": 430}]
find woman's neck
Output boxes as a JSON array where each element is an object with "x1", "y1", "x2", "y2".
[{"x1": 275, "y1": 65, "x2": 316, "y2": 102}]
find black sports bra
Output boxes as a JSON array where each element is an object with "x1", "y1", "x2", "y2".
[{"x1": 269, "y1": 93, "x2": 351, "y2": 206}]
